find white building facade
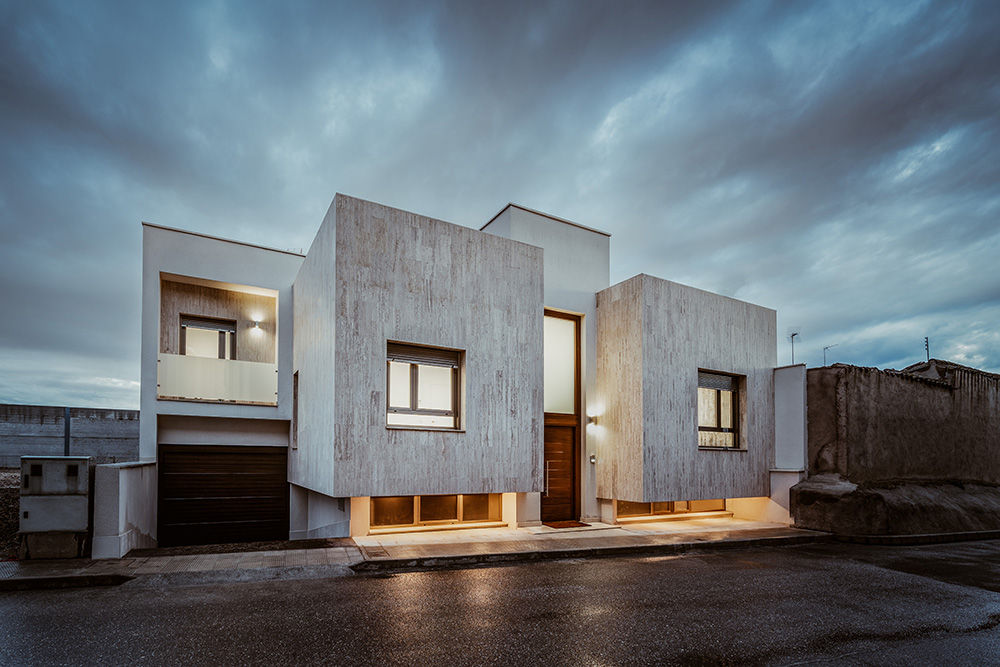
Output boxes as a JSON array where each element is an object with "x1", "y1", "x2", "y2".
[{"x1": 93, "y1": 193, "x2": 804, "y2": 555}]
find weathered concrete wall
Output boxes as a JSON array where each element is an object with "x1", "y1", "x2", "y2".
[
  {"x1": 806, "y1": 364, "x2": 1000, "y2": 485},
  {"x1": 330, "y1": 194, "x2": 544, "y2": 497},
  {"x1": 0, "y1": 404, "x2": 138, "y2": 467},
  {"x1": 595, "y1": 274, "x2": 777, "y2": 502}
]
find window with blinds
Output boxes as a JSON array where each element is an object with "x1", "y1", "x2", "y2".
[
  {"x1": 697, "y1": 371, "x2": 740, "y2": 449},
  {"x1": 386, "y1": 342, "x2": 463, "y2": 429}
]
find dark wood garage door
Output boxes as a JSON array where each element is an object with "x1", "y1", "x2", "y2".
[{"x1": 158, "y1": 444, "x2": 288, "y2": 547}]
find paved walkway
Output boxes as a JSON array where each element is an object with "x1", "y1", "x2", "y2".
[
  {"x1": 353, "y1": 517, "x2": 819, "y2": 565},
  {"x1": 1, "y1": 517, "x2": 824, "y2": 587},
  {"x1": 0, "y1": 545, "x2": 360, "y2": 587}
]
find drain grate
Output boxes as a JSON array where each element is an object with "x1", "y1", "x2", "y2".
[{"x1": 0, "y1": 561, "x2": 20, "y2": 578}]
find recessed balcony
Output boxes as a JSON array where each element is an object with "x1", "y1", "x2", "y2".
[{"x1": 157, "y1": 274, "x2": 279, "y2": 407}]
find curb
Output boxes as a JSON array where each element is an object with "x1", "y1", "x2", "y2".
[
  {"x1": 833, "y1": 529, "x2": 1000, "y2": 546},
  {"x1": 0, "y1": 573, "x2": 134, "y2": 592},
  {"x1": 350, "y1": 532, "x2": 834, "y2": 573}
]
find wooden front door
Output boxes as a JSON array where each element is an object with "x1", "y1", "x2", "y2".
[{"x1": 542, "y1": 417, "x2": 578, "y2": 521}]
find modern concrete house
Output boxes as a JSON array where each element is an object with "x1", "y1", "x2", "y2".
[{"x1": 93, "y1": 193, "x2": 804, "y2": 556}]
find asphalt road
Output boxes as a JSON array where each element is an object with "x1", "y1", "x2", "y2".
[{"x1": 2, "y1": 540, "x2": 999, "y2": 666}]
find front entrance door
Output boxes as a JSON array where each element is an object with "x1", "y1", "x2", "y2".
[
  {"x1": 542, "y1": 418, "x2": 578, "y2": 521},
  {"x1": 540, "y1": 310, "x2": 581, "y2": 522}
]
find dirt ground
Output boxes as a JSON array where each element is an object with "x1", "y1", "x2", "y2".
[{"x1": 0, "y1": 469, "x2": 19, "y2": 559}]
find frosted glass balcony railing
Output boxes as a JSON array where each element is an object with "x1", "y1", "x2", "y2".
[{"x1": 157, "y1": 353, "x2": 278, "y2": 405}]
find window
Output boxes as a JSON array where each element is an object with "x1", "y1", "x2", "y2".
[
  {"x1": 697, "y1": 371, "x2": 740, "y2": 448},
  {"x1": 386, "y1": 342, "x2": 462, "y2": 429},
  {"x1": 371, "y1": 494, "x2": 501, "y2": 527},
  {"x1": 291, "y1": 371, "x2": 299, "y2": 449},
  {"x1": 180, "y1": 316, "x2": 236, "y2": 359}
]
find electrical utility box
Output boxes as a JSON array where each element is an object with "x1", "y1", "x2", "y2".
[{"x1": 19, "y1": 456, "x2": 93, "y2": 559}]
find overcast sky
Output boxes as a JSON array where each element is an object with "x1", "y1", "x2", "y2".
[{"x1": 1, "y1": 0, "x2": 998, "y2": 409}]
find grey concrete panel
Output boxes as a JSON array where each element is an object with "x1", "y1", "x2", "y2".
[
  {"x1": 324, "y1": 195, "x2": 544, "y2": 497},
  {"x1": 596, "y1": 274, "x2": 777, "y2": 502}
]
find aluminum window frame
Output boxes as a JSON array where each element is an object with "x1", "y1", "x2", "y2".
[
  {"x1": 697, "y1": 370, "x2": 741, "y2": 450},
  {"x1": 386, "y1": 342, "x2": 463, "y2": 430}
]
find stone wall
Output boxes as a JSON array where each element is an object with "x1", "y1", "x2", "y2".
[
  {"x1": 0, "y1": 404, "x2": 139, "y2": 467},
  {"x1": 792, "y1": 363, "x2": 1000, "y2": 535},
  {"x1": 805, "y1": 364, "x2": 1000, "y2": 485}
]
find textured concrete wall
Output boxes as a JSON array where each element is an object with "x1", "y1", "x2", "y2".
[
  {"x1": 0, "y1": 404, "x2": 138, "y2": 467},
  {"x1": 159, "y1": 279, "x2": 277, "y2": 363},
  {"x1": 329, "y1": 194, "x2": 544, "y2": 497},
  {"x1": 289, "y1": 199, "x2": 337, "y2": 496},
  {"x1": 594, "y1": 278, "x2": 645, "y2": 501},
  {"x1": 596, "y1": 274, "x2": 777, "y2": 502},
  {"x1": 806, "y1": 364, "x2": 1000, "y2": 484}
]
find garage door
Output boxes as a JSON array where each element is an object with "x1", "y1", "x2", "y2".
[{"x1": 158, "y1": 444, "x2": 288, "y2": 547}]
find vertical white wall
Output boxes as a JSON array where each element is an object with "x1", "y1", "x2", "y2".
[
  {"x1": 92, "y1": 461, "x2": 157, "y2": 558},
  {"x1": 139, "y1": 224, "x2": 303, "y2": 460},
  {"x1": 774, "y1": 364, "x2": 807, "y2": 471},
  {"x1": 482, "y1": 205, "x2": 610, "y2": 521}
]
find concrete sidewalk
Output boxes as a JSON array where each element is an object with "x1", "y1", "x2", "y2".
[
  {"x1": 352, "y1": 517, "x2": 829, "y2": 570},
  {"x1": 1, "y1": 518, "x2": 826, "y2": 589},
  {"x1": 0, "y1": 545, "x2": 362, "y2": 590}
]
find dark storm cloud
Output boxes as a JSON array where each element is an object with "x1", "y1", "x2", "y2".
[{"x1": 0, "y1": 0, "x2": 998, "y2": 408}]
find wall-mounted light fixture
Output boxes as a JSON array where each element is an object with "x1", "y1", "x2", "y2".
[
  {"x1": 252, "y1": 321, "x2": 260, "y2": 329},
  {"x1": 587, "y1": 415, "x2": 597, "y2": 426},
  {"x1": 589, "y1": 454, "x2": 597, "y2": 464}
]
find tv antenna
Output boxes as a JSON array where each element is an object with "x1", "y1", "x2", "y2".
[
  {"x1": 924, "y1": 337, "x2": 930, "y2": 362},
  {"x1": 823, "y1": 344, "x2": 839, "y2": 366}
]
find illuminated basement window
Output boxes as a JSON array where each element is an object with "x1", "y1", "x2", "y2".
[
  {"x1": 697, "y1": 371, "x2": 740, "y2": 449},
  {"x1": 617, "y1": 499, "x2": 726, "y2": 517},
  {"x1": 371, "y1": 494, "x2": 501, "y2": 527},
  {"x1": 386, "y1": 342, "x2": 462, "y2": 429}
]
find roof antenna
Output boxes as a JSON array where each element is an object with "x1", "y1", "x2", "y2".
[
  {"x1": 924, "y1": 337, "x2": 930, "y2": 362},
  {"x1": 823, "y1": 344, "x2": 838, "y2": 366}
]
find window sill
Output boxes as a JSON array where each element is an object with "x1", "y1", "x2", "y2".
[{"x1": 386, "y1": 425, "x2": 465, "y2": 433}]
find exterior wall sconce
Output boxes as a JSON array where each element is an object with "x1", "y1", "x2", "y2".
[
  {"x1": 587, "y1": 415, "x2": 597, "y2": 425},
  {"x1": 252, "y1": 321, "x2": 260, "y2": 329},
  {"x1": 589, "y1": 454, "x2": 597, "y2": 464}
]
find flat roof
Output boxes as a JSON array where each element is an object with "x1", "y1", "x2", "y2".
[
  {"x1": 141, "y1": 221, "x2": 306, "y2": 257},
  {"x1": 481, "y1": 203, "x2": 611, "y2": 237}
]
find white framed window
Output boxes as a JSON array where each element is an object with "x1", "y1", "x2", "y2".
[{"x1": 386, "y1": 342, "x2": 462, "y2": 429}]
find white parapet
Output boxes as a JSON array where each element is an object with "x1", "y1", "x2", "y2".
[
  {"x1": 157, "y1": 353, "x2": 278, "y2": 405},
  {"x1": 92, "y1": 461, "x2": 157, "y2": 559}
]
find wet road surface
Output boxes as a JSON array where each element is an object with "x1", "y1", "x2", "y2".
[{"x1": 2, "y1": 540, "x2": 998, "y2": 665}]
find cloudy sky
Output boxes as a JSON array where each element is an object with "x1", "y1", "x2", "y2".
[{"x1": 1, "y1": 0, "x2": 998, "y2": 409}]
